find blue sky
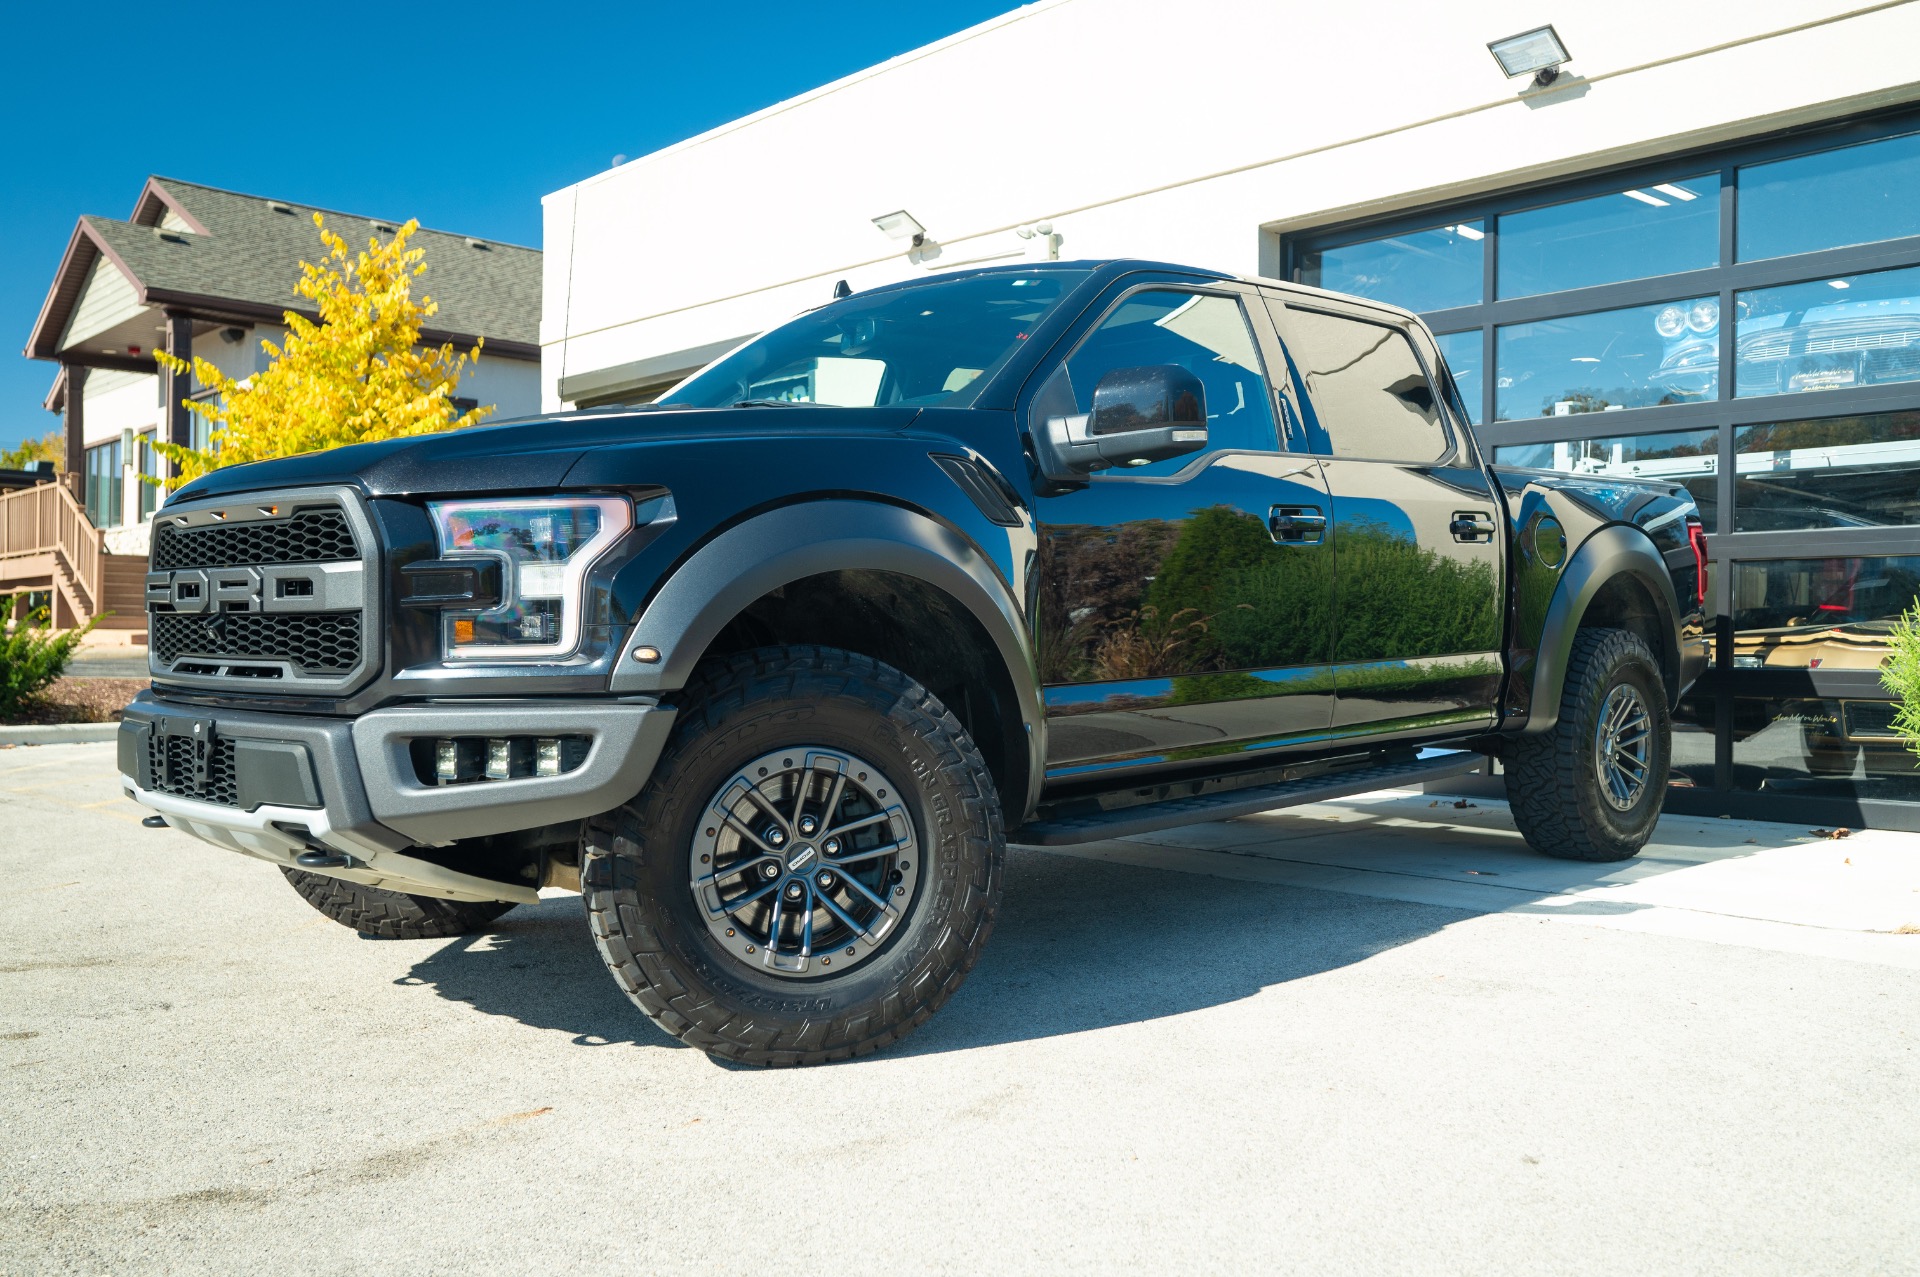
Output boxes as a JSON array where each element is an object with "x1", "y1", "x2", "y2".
[{"x1": 0, "y1": 1, "x2": 1022, "y2": 453}]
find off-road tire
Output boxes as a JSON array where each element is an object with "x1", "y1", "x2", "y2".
[
  {"x1": 1505, "y1": 627, "x2": 1670, "y2": 862},
  {"x1": 583, "y1": 646, "x2": 1004, "y2": 1067},
  {"x1": 280, "y1": 868, "x2": 518, "y2": 939}
]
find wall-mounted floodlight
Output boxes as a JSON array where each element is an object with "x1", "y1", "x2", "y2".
[
  {"x1": 871, "y1": 210, "x2": 927, "y2": 247},
  {"x1": 1488, "y1": 25, "x2": 1571, "y2": 87}
]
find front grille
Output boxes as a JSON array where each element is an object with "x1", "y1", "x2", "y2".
[
  {"x1": 1868, "y1": 348, "x2": 1920, "y2": 382},
  {"x1": 147, "y1": 733, "x2": 239, "y2": 807},
  {"x1": 152, "y1": 612, "x2": 362, "y2": 674},
  {"x1": 1806, "y1": 331, "x2": 1915, "y2": 355},
  {"x1": 1843, "y1": 701, "x2": 1901, "y2": 741},
  {"x1": 148, "y1": 491, "x2": 374, "y2": 691},
  {"x1": 153, "y1": 508, "x2": 357, "y2": 570}
]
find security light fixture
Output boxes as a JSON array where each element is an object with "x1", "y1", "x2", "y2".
[
  {"x1": 1488, "y1": 25, "x2": 1571, "y2": 87},
  {"x1": 872, "y1": 210, "x2": 927, "y2": 247}
]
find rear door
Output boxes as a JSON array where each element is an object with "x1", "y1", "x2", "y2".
[{"x1": 1263, "y1": 295, "x2": 1505, "y2": 738}]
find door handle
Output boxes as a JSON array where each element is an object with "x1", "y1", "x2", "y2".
[
  {"x1": 1269, "y1": 505, "x2": 1326, "y2": 546},
  {"x1": 1450, "y1": 511, "x2": 1496, "y2": 543}
]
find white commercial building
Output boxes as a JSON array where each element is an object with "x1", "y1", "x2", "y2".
[{"x1": 546, "y1": 0, "x2": 1920, "y2": 823}]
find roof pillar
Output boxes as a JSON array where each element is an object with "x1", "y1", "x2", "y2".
[{"x1": 164, "y1": 311, "x2": 194, "y2": 470}]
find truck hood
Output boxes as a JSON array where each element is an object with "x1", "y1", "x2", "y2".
[{"x1": 167, "y1": 405, "x2": 925, "y2": 501}]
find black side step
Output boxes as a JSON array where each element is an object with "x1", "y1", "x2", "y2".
[{"x1": 1009, "y1": 751, "x2": 1487, "y2": 847}]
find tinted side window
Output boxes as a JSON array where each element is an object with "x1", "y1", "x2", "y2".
[
  {"x1": 1277, "y1": 307, "x2": 1449, "y2": 463},
  {"x1": 1064, "y1": 290, "x2": 1279, "y2": 474}
]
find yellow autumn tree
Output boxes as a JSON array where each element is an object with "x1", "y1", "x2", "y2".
[{"x1": 152, "y1": 213, "x2": 489, "y2": 488}]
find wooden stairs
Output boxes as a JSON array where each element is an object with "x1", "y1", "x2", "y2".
[{"x1": 0, "y1": 480, "x2": 147, "y2": 645}]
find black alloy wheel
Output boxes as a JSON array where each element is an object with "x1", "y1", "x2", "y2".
[
  {"x1": 690, "y1": 746, "x2": 920, "y2": 978},
  {"x1": 583, "y1": 647, "x2": 1004, "y2": 1066}
]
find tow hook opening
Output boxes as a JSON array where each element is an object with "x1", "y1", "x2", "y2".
[{"x1": 273, "y1": 822, "x2": 358, "y2": 870}]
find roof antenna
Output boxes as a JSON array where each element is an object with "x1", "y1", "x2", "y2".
[{"x1": 832, "y1": 279, "x2": 852, "y2": 300}]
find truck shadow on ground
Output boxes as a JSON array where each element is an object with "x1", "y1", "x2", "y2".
[{"x1": 392, "y1": 845, "x2": 1468, "y2": 1058}]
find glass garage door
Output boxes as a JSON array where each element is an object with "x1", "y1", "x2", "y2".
[{"x1": 1288, "y1": 112, "x2": 1920, "y2": 827}]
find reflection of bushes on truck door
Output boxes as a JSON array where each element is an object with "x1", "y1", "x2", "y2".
[{"x1": 1038, "y1": 504, "x2": 1500, "y2": 684}]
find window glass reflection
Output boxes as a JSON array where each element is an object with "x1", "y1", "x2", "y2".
[
  {"x1": 1435, "y1": 331, "x2": 1482, "y2": 425},
  {"x1": 1279, "y1": 308, "x2": 1448, "y2": 463},
  {"x1": 1669, "y1": 694, "x2": 1718, "y2": 790},
  {"x1": 1737, "y1": 130, "x2": 1920, "y2": 261},
  {"x1": 1498, "y1": 174, "x2": 1719, "y2": 299},
  {"x1": 1493, "y1": 429, "x2": 1718, "y2": 524},
  {"x1": 1496, "y1": 296, "x2": 1719, "y2": 420},
  {"x1": 1731, "y1": 697, "x2": 1920, "y2": 800},
  {"x1": 1730, "y1": 555, "x2": 1920, "y2": 667},
  {"x1": 1734, "y1": 263, "x2": 1920, "y2": 399},
  {"x1": 1297, "y1": 222, "x2": 1483, "y2": 315},
  {"x1": 1067, "y1": 290, "x2": 1278, "y2": 475},
  {"x1": 84, "y1": 439, "x2": 123, "y2": 530},
  {"x1": 1735, "y1": 411, "x2": 1920, "y2": 531}
]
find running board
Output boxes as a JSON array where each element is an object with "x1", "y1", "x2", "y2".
[{"x1": 1009, "y1": 751, "x2": 1487, "y2": 847}]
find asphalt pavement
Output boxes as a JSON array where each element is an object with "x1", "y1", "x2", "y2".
[{"x1": 3, "y1": 742, "x2": 1916, "y2": 1275}]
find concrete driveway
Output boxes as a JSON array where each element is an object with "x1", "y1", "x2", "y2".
[{"x1": 3, "y1": 742, "x2": 1916, "y2": 1275}]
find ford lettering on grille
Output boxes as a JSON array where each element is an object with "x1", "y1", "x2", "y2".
[{"x1": 145, "y1": 491, "x2": 377, "y2": 691}]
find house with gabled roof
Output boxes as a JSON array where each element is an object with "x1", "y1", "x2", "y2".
[{"x1": 5, "y1": 177, "x2": 540, "y2": 638}]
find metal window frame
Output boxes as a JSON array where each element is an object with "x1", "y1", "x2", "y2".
[{"x1": 1285, "y1": 106, "x2": 1920, "y2": 820}]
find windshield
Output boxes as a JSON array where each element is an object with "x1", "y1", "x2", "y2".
[{"x1": 660, "y1": 270, "x2": 1091, "y2": 409}]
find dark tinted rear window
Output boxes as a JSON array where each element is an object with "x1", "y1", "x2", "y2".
[{"x1": 1276, "y1": 307, "x2": 1449, "y2": 463}]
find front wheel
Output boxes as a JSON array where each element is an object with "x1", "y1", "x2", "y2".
[
  {"x1": 583, "y1": 647, "x2": 1005, "y2": 1066},
  {"x1": 280, "y1": 868, "x2": 517, "y2": 939},
  {"x1": 1505, "y1": 627, "x2": 1671, "y2": 862}
]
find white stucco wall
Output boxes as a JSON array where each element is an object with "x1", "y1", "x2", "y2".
[
  {"x1": 457, "y1": 350, "x2": 541, "y2": 421},
  {"x1": 542, "y1": 0, "x2": 1920, "y2": 409},
  {"x1": 80, "y1": 368, "x2": 160, "y2": 448}
]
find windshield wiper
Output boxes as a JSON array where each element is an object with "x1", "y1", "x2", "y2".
[{"x1": 731, "y1": 398, "x2": 818, "y2": 408}]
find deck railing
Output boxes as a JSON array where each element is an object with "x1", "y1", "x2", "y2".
[{"x1": 0, "y1": 481, "x2": 104, "y2": 617}]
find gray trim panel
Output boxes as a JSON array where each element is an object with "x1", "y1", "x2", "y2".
[
  {"x1": 351, "y1": 701, "x2": 676, "y2": 843},
  {"x1": 121, "y1": 693, "x2": 411, "y2": 853}
]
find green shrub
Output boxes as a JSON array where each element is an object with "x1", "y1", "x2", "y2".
[
  {"x1": 1882, "y1": 602, "x2": 1920, "y2": 759},
  {"x1": 0, "y1": 597, "x2": 94, "y2": 718}
]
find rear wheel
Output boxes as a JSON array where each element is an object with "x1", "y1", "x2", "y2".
[
  {"x1": 280, "y1": 869, "x2": 517, "y2": 939},
  {"x1": 583, "y1": 646, "x2": 1004, "y2": 1067},
  {"x1": 1505, "y1": 627, "x2": 1670, "y2": 862}
]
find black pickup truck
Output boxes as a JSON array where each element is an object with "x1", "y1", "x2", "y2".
[{"x1": 121, "y1": 259, "x2": 1708, "y2": 1065}]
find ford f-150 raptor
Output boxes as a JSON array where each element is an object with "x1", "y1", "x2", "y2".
[{"x1": 121, "y1": 259, "x2": 1709, "y2": 1065}]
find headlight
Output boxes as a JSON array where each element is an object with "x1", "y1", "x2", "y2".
[
  {"x1": 1686, "y1": 298, "x2": 1720, "y2": 334},
  {"x1": 1654, "y1": 305, "x2": 1687, "y2": 339},
  {"x1": 428, "y1": 496, "x2": 631, "y2": 658}
]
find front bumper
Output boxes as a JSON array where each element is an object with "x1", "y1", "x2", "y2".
[{"x1": 118, "y1": 692, "x2": 676, "y2": 903}]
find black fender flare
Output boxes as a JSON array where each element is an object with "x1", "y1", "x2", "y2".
[
  {"x1": 607, "y1": 500, "x2": 1045, "y2": 817},
  {"x1": 1523, "y1": 523, "x2": 1683, "y2": 735}
]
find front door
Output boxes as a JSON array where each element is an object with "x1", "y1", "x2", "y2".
[
  {"x1": 1265, "y1": 297, "x2": 1504, "y2": 738},
  {"x1": 1033, "y1": 284, "x2": 1337, "y2": 783}
]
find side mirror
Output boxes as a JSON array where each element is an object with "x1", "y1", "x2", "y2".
[{"x1": 1038, "y1": 365, "x2": 1209, "y2": 477}]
